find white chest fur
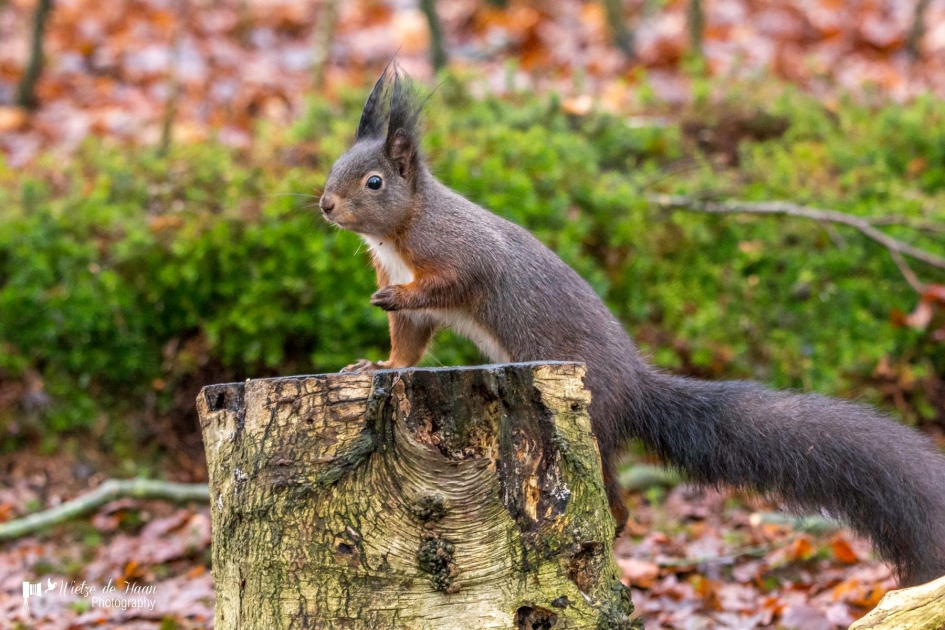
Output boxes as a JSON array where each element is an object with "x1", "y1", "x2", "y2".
[
  {"x1": 359, "y1": 236, "x2": 511, "y2": 363},
  {"x1": 362, "y1": 236, "x2": 414, "y2": 285}
]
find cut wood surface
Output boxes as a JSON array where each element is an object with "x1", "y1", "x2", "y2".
[{"x1": 197, "y1": 361, "x2": 641, "y2": 630}]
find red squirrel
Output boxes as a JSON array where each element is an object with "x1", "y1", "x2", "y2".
[{"x1": 319, "y1": 66, "x2": 945, "y2": 586}]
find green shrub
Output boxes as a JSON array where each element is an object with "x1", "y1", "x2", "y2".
[{"x1": 2, "y1": 78, "x2": 944, "y2": 446}]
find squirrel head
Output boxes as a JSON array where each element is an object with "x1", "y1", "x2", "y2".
[{"x1": 320, "y1": 65, "x2": 424, "y2": 237}]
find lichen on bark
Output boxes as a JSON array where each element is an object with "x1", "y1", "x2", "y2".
[{"x1": 198, "y1": 361, "x2": 641, "y2": 629}]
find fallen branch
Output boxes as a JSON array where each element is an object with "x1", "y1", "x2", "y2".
[
  {"x1": 849, "y1": 573, "x2": 945, "y2": 630},
  {"x1": 748, "y1": 511, "x2": 841, "y2": 535},
  {"x1": 650, "y1": 195, "x2": 945, "y2": 290},
  {"x1": 618, "y1": 464, "x2": 681, "y2": 491},
  {"x1": 658, "y1": 544, "x2": 770, "y2": 568},
  {"x1": 870, "y1": 214, "x2": 945, "y2": 236},
  {"x1": 0, "y1": 478, "x2": 209, "y2": 541},
  {"x1": 618, "y1": 465, "x2": 842, "y2": 533},
  {"x1": 889, "y1": 248, "x2": 925, "y2": 293}
]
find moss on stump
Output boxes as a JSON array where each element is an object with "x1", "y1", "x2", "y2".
[{"x1": 197, "y1": 361, "x2": 642, "y2": 630}]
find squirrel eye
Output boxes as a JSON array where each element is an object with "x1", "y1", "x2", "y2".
[{"x1": 366, "y1": 175, "x2": 383, "y2": 190}]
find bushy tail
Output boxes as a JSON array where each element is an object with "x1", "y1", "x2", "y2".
[{"x1": 628, "y1": 370, "x2": 945, "y2": 585}]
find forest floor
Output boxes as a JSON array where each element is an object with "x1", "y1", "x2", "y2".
[{"x1": 0, "y1": 448, "x2": 897, "y2": 630}]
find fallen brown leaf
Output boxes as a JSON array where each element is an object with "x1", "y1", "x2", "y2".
[
  {"x1": 831, "y1": 535, "x2": 859, "y2": 564},
  {"x1": 0, "y1": 107, "x2": 27, "y2": 132},
  {"x1": 617, "y1": 557, "x2": 660, "y2": 589}
]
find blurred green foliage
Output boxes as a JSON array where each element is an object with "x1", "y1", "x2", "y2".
[{"x1": 2, "y1": 77, "x2": 945, "y2": 447}]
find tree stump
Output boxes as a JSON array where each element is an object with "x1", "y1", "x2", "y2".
[
  {"x1": 849, "y1": 574, "x2": 945, "y2": 630},
  {"x1": 197, "y1": 362, "x2": 641, "y2": 630}
]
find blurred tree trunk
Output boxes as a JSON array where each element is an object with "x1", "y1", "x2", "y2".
[
  {"x1": 235, "y1": 0, "x2": 252, "y2": 46},
  {"x1": 159, "y1": 0, "x2": 187, "y2": 156},
  {"x1": 16, "y1": 0, "x2": 53, "y2": 110},
  {"x1": 907, "y1": 0, "x2": 933, "y2": 60},
  {"x1": 311, "y1": 0, "x2": 340, "y2": 89},
  {"x1": 602, "y1": 0, "x2": 635, "y2": 60},
  {"x1": 198, "y1": 363, "x2": 641, "y2": 629},
  {"x1": 420, "y1": 0, "x2": 448, "y2": 72},
  {"x1": 686, "y1": 0, "x2": 704, "y2": 60}
]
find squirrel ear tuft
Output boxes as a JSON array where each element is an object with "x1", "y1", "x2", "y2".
[
  {"x1": 356, "y1": 64, "x2": 392, "y2": 141},
  {"x1": 385, "y1": 65, "x2": 423, "y2": 180}
]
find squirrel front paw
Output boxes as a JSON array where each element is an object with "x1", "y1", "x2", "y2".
[
  {"x1": 340, "y1": 358, "x2": 391, "y2": 373},
  {"x1": 370, "y1": 285, "x2": 405, "y2": 311}
]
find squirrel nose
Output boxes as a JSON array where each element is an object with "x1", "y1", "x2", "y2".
[{"x1": 319, "y1": 194, "x2": 336, "y2": 214}]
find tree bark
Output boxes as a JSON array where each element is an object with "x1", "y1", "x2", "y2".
[{"x1": 197, "y1": 362, "x2": 641, "y2": 629}]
